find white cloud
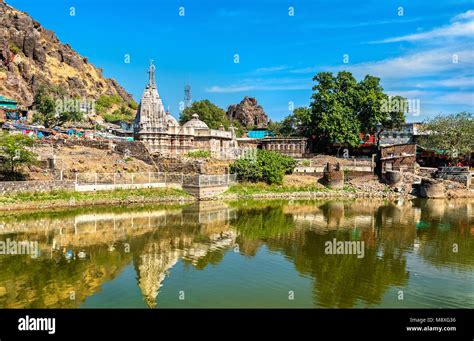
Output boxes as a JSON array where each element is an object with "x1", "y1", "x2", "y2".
[
  {"x1": 374, "y1": 10, "x2": 474, "y2": 43},
  {"x1": 453, "y1": 9, "x2": 474, "y2": 21},
  {"x1": 437, "y1": 92, "x2": 474, "y2": 106},
  {"x1": 332, "y1": 47, "x2": 474, "y2": 80},
  {"x1": 414, "y1": 76, "x2": 474, "y2": 88},
  {"x1": 386, "y1": 90, "x2": 430, "y2": 98},
  {"x1": 206, "y1": 83, "x2": 309, "y2": 93},
  {"x1": 206, "y1": 77, "x2": 311, "y2": 93},
  {"x1": 255, "y1": 65, "x2": 289, "y2": 73}
]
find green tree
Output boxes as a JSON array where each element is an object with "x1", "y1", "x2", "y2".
[
  {"x1": 380, "y1": 95, "x2": 406, "y2": 130},
  {"x1": 268, "y1": 107, "x2": 311, "y2": 137},
  {"x1": 419, "y1": 112, "x2": 473, "y2": 159},
  {"x1": 32, "y1": 86, "x2": 59, "y2": 128},
  {"x1": 59, "y1": 110, "x2": 84, "y2": 124},
  {"x1": 310, "y1": 72, "x2": 361, "y2": 147},
  {"x1": 356, "y1": 75, "x2": 388, "y2": 134},
  {"x1": 103, "y1": 105, "x2": 135, "y2": 123},
  {"x1": 180, "y1": 100, "x2": 229, "y2": 129},
  {"x1": 230, "y1": 149, "x2": 296, "y2": 185},
  {"x1": 0, "y1": 132, "x2": 37, "y2": 174},
  {"x1": 308, "y1": 72, "x2": 406, "y2": 149}
]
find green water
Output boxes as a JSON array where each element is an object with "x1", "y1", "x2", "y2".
[{"x1": 0, "y1": 199, "x2": 472, "y2": 308}]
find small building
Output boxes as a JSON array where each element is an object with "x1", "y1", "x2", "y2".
[
  {"x1": 260, "y1": 137, "x2": 308, "y2": 158},
  {"x1": 379, "y1": 143, "x2": 417, "y2": 173},
  {"x1": 0, "y1": 95, "x2": 18, "y2": 122},
  {"x1": 378, "y1": 123, "x2": 426, "y2": 146},
  {"x1": 247, "y1": 128, "x2": 272, "y2": 139}
]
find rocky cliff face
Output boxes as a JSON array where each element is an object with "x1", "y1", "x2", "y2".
[
  {"x1": 0, "y1": 1, "x2": 132, "y2": 107},
  {"x1": 226, "y1": 96, "x2": 268, "y2": 129}
]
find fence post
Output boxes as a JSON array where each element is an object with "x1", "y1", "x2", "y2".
[
  {"x1": 94, "y1": 172, "x2": 97, "y2": 186},
  {"x1": 113, "y1": 173, "x2": 116, "y2": 185},
  {"x1": 164, "y1": 173, "x2": 167, "y2": 185},
  {"x1": 148, "y1": 172, "x2": 151, "y2": 184},
  {"x1": 75, "y1": 173, "x2": 78, "y2": 184},
  {"x1": 131, "y1": 173, "x2": 134, "y2": 185}
]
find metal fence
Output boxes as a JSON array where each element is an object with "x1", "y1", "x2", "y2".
[
  {"x1": 182, "y1": 174, "x2": 237, "y2": 187},
  {"x1": 71, "y1": 172, "x2": 236, "y2": 187}
]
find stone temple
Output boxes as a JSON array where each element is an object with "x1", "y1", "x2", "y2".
[{"x1": 133, "y1": 62, "x2": 238, "y2": 158}]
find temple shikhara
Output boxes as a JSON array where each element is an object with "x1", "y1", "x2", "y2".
[{"x1": 133, "y1": 62, "x2": 238, "y2": 157}]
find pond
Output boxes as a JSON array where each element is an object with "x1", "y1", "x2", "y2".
[{"x1": 0, "y1": 199, "x2": 472, "y2": 308}]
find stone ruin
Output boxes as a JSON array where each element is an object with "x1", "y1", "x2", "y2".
[
  {"x1": 419, "y1": 178, "x2": 445, "y2": 198},
  {"x1": 322, "y1": 163, "x2": 344, "y2": 190}
]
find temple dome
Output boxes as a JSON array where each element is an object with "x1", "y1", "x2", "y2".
[
  {"x1": 166, "y1": 113, "x2": 179, "y2": 127},
  {"x1": 182, "y1": 113, "x2": 208, "y2": 129}
]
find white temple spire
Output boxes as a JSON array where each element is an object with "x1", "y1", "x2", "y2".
[{"x1": 147, "y1": 60, "x2": 156, "y2": 89}]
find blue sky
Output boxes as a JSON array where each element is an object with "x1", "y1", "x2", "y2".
[{"x1": 7, "y1": 0, "x2": 474, "y2": 122}]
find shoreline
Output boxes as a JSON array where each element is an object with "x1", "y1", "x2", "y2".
[
  {"x1": 0, "y1": 184, "x2": 471, "y2": 212},
  {"x1": 218, "y1": 191, "x2": 415, "y2": 201},
  {"x1": 0, "y1": 188, "x2": 195, "y2": 212}
]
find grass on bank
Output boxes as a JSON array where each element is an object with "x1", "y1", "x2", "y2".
[
  {"x1": 0, "y1": 187, "x2": 191, "y2": 205},
  {"x1": 224, "y1": 182, "x2": 357, "y2": 195}
]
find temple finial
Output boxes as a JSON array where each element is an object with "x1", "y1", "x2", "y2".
[{"x1": 147, "y1": 59, "x2": 156, "y2": 88}]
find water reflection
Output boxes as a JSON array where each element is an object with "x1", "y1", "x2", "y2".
[{"x1": 0, "y1": 199, "x2": 471, "y2": 308}]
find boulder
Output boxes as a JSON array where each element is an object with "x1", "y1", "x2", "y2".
[
  {"x1": 226, "y1": 96, "x2": 268, "y2": 129},
  {"x1": 419, "y1": 179, "x2": 445, "y2": 198}
]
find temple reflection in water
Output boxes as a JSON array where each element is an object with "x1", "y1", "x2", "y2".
[{"x1": 0, "y1": 199, "x2": 471, "y2": 308}]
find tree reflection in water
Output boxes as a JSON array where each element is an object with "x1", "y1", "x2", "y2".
[{"x1": 0, "y1": 199, "x2": 471, "y2": 308}]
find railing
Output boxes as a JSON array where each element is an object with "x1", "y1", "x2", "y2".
[
  {"x1": 70, "y1": 172, "x2": 237, "y2": 187},
  {"x1": 182, "y1": 173, "x2": 237, "y2": 187},
  {"x1": 73, "y1": 172, "x2": 184, "y2": 185}
]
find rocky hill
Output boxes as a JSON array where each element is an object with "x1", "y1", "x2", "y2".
[
  {"x1": 0, "y1": 0, "x2": 133, "y2": 109},
  {"x1": 226, "y1": 96, "x2": 268, "y2": 129}
]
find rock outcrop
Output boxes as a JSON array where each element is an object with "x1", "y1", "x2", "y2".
[
  {"x1": 226, "y1": 96, "x2": 268, "y2": 129},
  {"x1": 0, "y1": 1, "x2": 133, "y2": 107}
]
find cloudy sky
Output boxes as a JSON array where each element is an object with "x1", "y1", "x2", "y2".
[{"x1": 8, "y1": 0, "x2": 474, "y2": 121}]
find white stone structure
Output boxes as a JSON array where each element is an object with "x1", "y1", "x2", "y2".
[{"x1": 133, "y1": 62, "x2": 238, "y2": 158}]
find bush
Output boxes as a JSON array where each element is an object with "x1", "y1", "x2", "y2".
[
  {"x1": 186, "y1": 150, "x2": 211, "y2": 158},
  {"x1": 230, "y1": 149, "x2": 296, "y2": 185},
  {"x1": 8, "y1": 43, "x2": 21, "y2": 55},
  {"x1": 103, "y1": 105, "x2": 135, "y2": 123}
]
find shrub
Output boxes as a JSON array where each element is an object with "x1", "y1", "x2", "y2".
[
  {"x1": 103, "y1": 105, "x2": 135, "y2": 123},
  {"x1": 186, "y1": 150, "x2": 211, "y2": 158},
  {"x1": 230, "y1": 149, "x2": 296, "y2": 185},
  {"x1": 8, "y1": 43, "x2": 21, "y2": 55}
]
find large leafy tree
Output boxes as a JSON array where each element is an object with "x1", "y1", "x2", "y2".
[
  {"x1": 256, "y1": 72, "x2": 406, "y2": 147},
  {"x1": 179, "y1": 100, "x2": 229, "y2": 129},
  {"x1": 356, "y1": 75, "x2": 388, "y2": 134},
  {"x1": 310, "y1": 72, "x2": 361, "y2": 147},
  {"x1": 0, "y1": 132, "x2": 37, "y2": 174},
  {"x1": 267, "y1": 107, "x2": 311, "y2": 137},
  {"x1": 419, "y1": 112, "x2": 473, "y2": 159}
]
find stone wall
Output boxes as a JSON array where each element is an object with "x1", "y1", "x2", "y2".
[
  {"x1": 260, "y1": 137, "x2": 308, "y2": 158},
  {"x1": 436, "y1": 172, "x2": 471, "y2": 188},
  {"x1": 0, "y1": 180, "x2": 75, "y2": 195}
]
